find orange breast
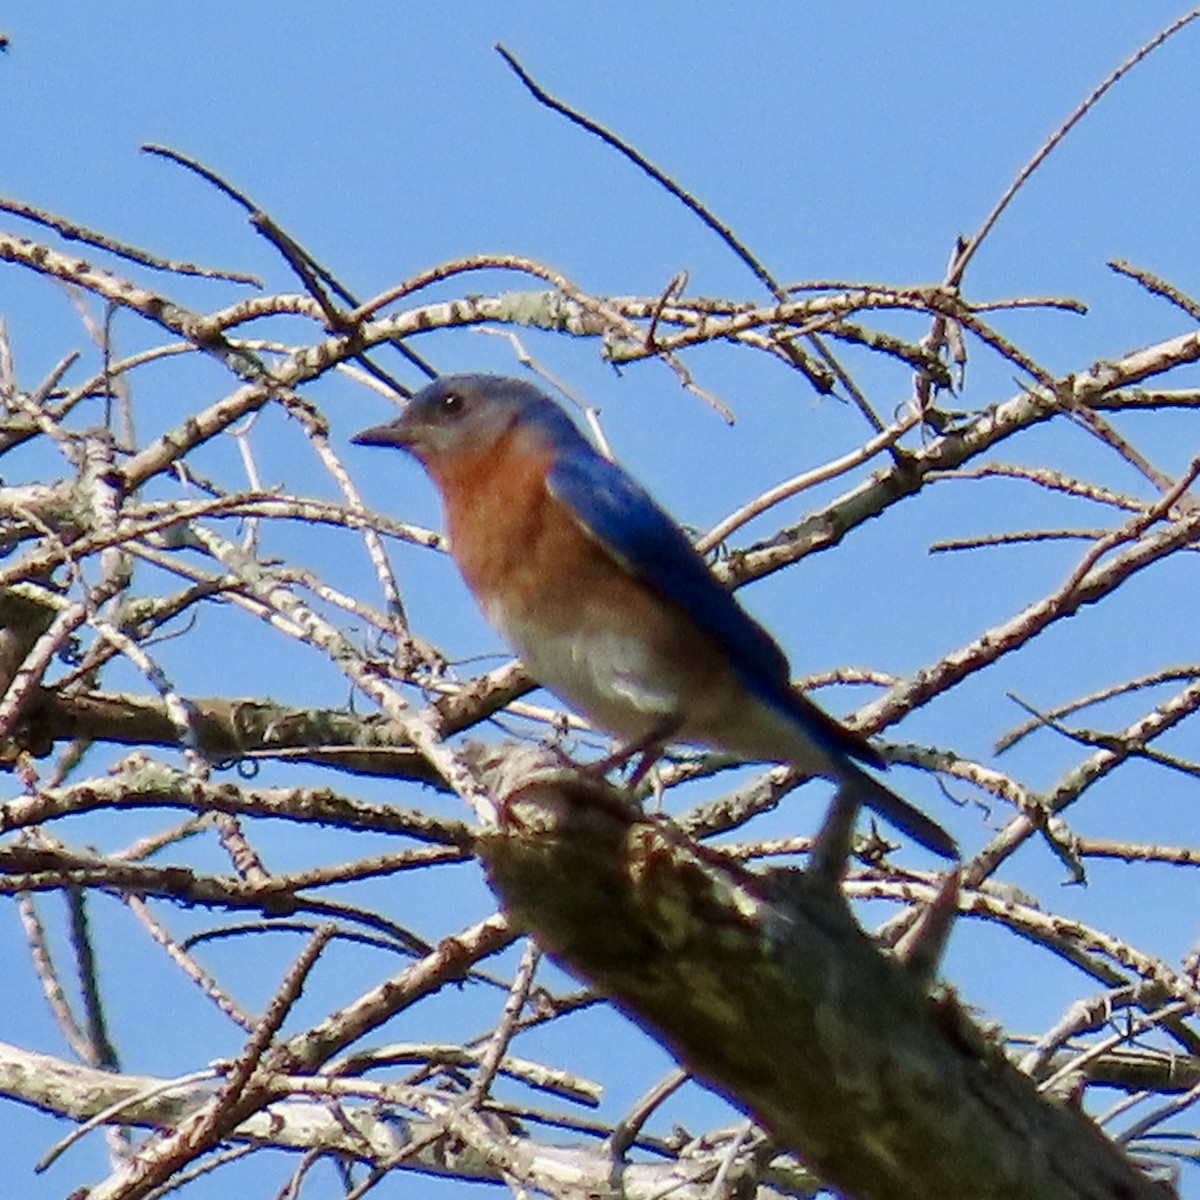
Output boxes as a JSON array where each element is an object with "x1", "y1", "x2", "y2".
[{"x1": 424, "y1": 427, "x2": 603, "y2": 631}]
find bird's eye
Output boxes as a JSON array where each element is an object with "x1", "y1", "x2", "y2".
[{"x1": 440, "y1": 392, "x2": 465, "y2": 419}]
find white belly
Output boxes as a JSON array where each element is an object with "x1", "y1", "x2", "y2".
[
  {"x1": 479, "y1": 593, "x2": 837, "y2": 776},
  {"x1": 486, "y1": 602, "x2": 681, "y2": 741}
]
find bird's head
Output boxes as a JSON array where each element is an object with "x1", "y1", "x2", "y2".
[{"x1": 352, "y1": 374, "x2": 584, "y2": 467}]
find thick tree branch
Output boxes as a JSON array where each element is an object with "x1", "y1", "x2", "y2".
[{"x1": 480, "y1": 768, "x2": 1173, "y2": 1200}]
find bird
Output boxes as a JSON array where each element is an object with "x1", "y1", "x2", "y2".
[{"x1": 353, "y1": 374, "x2": 956, "y2": 858}]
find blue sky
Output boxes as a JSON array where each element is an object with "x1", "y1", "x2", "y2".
[{"x1": 3, "y1": 5, "x2": 1200, "y2": 1197}]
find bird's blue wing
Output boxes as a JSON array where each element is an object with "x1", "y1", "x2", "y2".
[
  {"x1": 546, "y1": 447, "x2": 888, "y2": 771},
  {"x1": 547, "y1": 447, "x2": 790, "y2": 683}
]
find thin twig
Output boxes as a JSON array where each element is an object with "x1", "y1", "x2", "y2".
[
  {"x1": 0, "y1": 193, "x2": 260, "y2": 284},
  {"x1": 950, "y1": 6, "x2": 1200, "y2": 284}
]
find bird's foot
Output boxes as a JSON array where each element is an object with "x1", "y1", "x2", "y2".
[{"x1": 590, "y1": 717, "x2": 682, "y2": 790}]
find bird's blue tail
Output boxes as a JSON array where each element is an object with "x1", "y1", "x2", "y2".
[{"x1": 841, "y1": 762, "x2": 957, "y2": 859}]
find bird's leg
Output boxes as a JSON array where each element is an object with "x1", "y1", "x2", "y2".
[{"x1": 591, "y1": 716, "x2": 683, "y2": 789}]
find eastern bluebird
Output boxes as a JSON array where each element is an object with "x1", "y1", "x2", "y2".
[{"x1": 353, "y1": 375, "x2": 955, "y2": 858}]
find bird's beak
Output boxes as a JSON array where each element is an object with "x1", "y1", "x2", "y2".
[{"x1": 351, "y1": 415, "x2": 416, "y2": 450}]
